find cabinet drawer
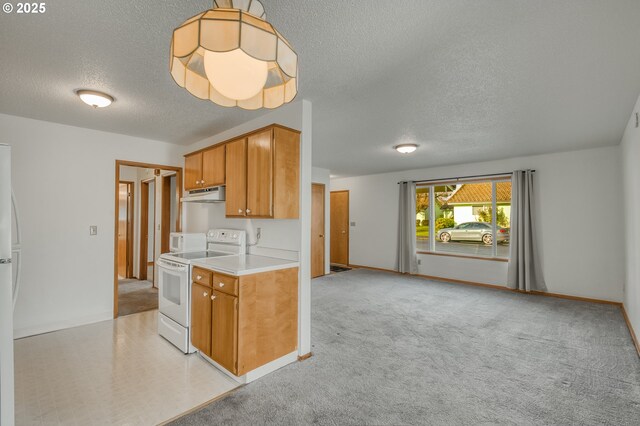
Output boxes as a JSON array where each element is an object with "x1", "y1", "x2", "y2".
[
  {"x1": 213, "y1": 273, "x2": 238, "y2": 296},
  {"x1": 192, "y1": 267, "x2": 212, "y2": 287}
]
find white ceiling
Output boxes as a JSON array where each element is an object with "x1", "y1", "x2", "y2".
[{"x1": 1, "y1": 1, "x2": 640, "y2": 177}]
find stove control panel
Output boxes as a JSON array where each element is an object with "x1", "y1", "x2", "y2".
[{"x1": 207, "y1": 228, "x2": 247, "y2": 245}]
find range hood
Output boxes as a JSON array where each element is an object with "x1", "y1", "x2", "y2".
[{"x1": 181, "y1": 186, "x2": 225, "y2": 203}]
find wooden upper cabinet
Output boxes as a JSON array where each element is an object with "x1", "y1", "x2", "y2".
[
  {"x1": 246, "y1": 130, "x2": 273, "y2": 217},
  {"x1": 202, "y1": 145, "x2": 225, "y2": 188},
  {"x1": 211, "y1": 290, "x2": 238, "y2": 374},
  {"x1": 225, "y1": 138, "x2": 247, "y2": 217},
  {"x1": 273, "y1": 127, "x2": 300, "y2": 219},
  {"x1": 184, "y1": 152, "x2": 203, "y2": 191},
  {"x1": 186, "y1": 124, "x2": 300, "y2": 219},
  {"x1": 184, "y1": 145, "x2": 225, "y2": 191},
  {"x1": 191, "y1": 282, "x2": 212, "y2": 357}
]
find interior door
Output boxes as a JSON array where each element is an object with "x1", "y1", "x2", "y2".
[
  {"x1": 202, "y1": 145, "x2": 226, "y2": 188},
  {"x1": 225, "y1": 138, "x2": 247, "y2": 217},
  {"x1": 330, "y1": 191, "x2": 349, "y2": 266},
  {"x1": 139, "y1": 180, "x2": 150, "y2": 281},
  {"x1": 184, "y1": 152, "x2": 202, "y2": 191},
  {"x1": 191, "y1": 282, "x2": 212, "y2": 356},
  {"x1": 246, "y1": 130, "x2": 273, "y2": 217},
  {"x1": 311, "y1": 183, "x2": 325, "y2": 278},
  {"x1": 117, "y1": 182, "x2": 133, "y2": 278},
  {"x1": 211, "y1": 290, "x2": 238, "y2": 374}
]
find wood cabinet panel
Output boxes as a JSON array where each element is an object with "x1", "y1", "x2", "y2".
[
  {"x1": 237, "y1": 268, "x2": 298, "y2": 375},
  {"x1": 191, "y1": 283, "x2": 212, "y2": 357},
  {"x1": 225, "y1": 138, "x2": 247, "y2": 217},
  {"x1": 273, "y1": 127, "x2": 300, "y2": 219},
  {"x1": 202, "y1": 145, "x2": 225, "y2": 188},
  {"x1": 185, "y1": 153, "x2": 202, "y2": 191},
  {"x1": 246, "y1": 130, "x2": 273, "y2": 217},
  {"x1": 213, "y1": 273, "x2": 238, "y2": 296},
  {"x1": 211, "y1": 290, "x2": 238, "y2": 374},
  {"x1": 193, "y1": 267, "x2": 212, "y2": 287}
]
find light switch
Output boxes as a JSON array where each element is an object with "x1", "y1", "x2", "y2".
[
  {"x1": 89, "y1": 226, "x2": 98, "y2": 236},
  {"x1": 350, "y1": 222, "x2": 356, "y2": 227}
]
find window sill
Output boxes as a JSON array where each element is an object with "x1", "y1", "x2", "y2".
[{"x1": 416, "y1": 251, "x2": 509, "y2": 263}]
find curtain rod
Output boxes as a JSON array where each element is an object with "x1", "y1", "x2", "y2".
[{"x1": 398, "y1": 170, "x2": 535, "y2": 185}]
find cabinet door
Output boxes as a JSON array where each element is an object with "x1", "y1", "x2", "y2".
[
  {"x1": 272, "y1": 127, "x2": 300, "y2": 219},
  {"x1": 246, "y1": 130, "x2": 273, "y2": 217},
  {"x1": 225, "y1": 138, "x2": 247, "y2": 217},
  {"x1": 191, "y1": 282, "x2": 212, "y2": 356},
  {"x1": 202, "y1": 145, "x2": 225, "y2": 188},
  {"x1": 184, "y1": 152, "x2": 203, "y2": 191},
  {"x1": 211, "y1": 290, "x2": 238, "y2": 374}
]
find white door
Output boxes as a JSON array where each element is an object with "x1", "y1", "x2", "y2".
[{"x1": 157, "y1": 259, "x2": 189, "y2": 327}]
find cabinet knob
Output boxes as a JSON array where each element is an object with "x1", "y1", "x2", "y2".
[
  {"x1": 246, "y1": 209, "x2": 251, "y2": 214},
  {"x1": 219, "y1": 282, "x2": 225, "y2": 287},
  {"x1": 196, "y1": 275, "x2": 202, "y2": 280},
  {"x1": 201, "y1": 180, "x2": 205, "y2": 185},
  {"x1": 238, "y1": 209, "x2": 243, "y2": 214},
  {"x1": 203, "y1": 291, "x2": 208, "y2": 297},
  {"x1": 211, "y1": 295, "x2": 216, "y2": 300}
]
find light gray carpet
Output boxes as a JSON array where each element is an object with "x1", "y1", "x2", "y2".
[
  {"x1": 172, "y1": 269, "x2": 640, "y2": 425},
  {"x1": 118, "y1": 279, "x2": 158, "y2": 317}
]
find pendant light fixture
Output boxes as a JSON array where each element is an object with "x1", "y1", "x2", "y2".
[{"x1": 170, "y1": 0, "x2": 298, "y2": 110}]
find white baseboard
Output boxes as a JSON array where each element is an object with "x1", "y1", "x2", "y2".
[
  {"x1": 198, "y1": 350, "x2": 298, "y2": 384},
  {"x1": 13, "y1": 311, "x2": 113, "y2": 339}
]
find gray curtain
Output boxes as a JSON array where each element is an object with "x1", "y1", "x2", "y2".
[
  {"x1": 507, "y1": 170, "x2": 546, "y2": 291},
  {"x1": 398, "y1": 181, "x2": 418, "y2": 274}
]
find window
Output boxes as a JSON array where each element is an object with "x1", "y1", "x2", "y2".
[{"x1": 415, "y1": 179, "x2": 511, "y2": 259}]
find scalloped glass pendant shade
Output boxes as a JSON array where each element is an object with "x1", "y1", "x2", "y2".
[{"x1": 170, "y1": 0, "x2": 298, "y2": 110}]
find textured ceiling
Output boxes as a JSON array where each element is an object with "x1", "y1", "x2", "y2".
[{"x1": 1, "y1": 1, "x2": 640, "y2": 176}]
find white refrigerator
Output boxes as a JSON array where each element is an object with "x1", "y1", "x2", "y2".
[{"x1": 0, "y1": 143, "x2": 17, "y2": 426}]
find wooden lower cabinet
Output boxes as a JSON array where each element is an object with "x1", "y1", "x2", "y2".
[
  {"x1": 190, "y1": 267, "x2": 299, "y2": 376},
  {"x1": 211, "y1": 290, "x2": 238, "y2": 373},
  {"x1": 191, "y1": 282, "x2": 212, "y2": 356}
]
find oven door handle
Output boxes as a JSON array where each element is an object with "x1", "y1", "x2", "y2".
[{"x1": 158, "y1": 260, "x2": 188, "y2": 272}]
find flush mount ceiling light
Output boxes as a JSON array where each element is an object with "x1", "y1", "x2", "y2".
[
  {"x1": 395, "y1": 144, "x2": 418, "y2": 154},
  {"x1": 76, "y1": 90, "x2": 114, "y2": 108},
  {"x1": 170, "y1": 0, "x2": 298, "y2": 110}
]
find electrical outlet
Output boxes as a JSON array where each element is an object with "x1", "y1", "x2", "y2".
[
  {"x1": 89, "y1": 226, "x2": 98, "y2": 236},
  {"x1": 256, "y1": 227, "x2": 262, "y2": 239},
  {"x1": 417, "y1": 259, "x2": 422, "y2": 265}
]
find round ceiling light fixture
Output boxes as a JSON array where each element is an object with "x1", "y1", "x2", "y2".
[
  {"x1": 76, "y1": 90, "x2": 114, "y2": 108},
  {"x1": 170, "y1": 0, "x2": 298, "y2": 110},
  {"x1": 395, "y1": 144, "x2": 418, "y2": 154}
]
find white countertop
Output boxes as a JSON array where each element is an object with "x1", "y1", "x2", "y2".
[{"x1": 191, "y1": 254, "x2": 299, "y2": 276}]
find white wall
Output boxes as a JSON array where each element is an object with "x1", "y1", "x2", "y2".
[
  {"x1": 621, "y1": 94, "x2": 640, "y2": 339},
  {"x1": 182, "y1": 100, "x2": 313, "y2": 356},
  {"x1": 331, "y1": 145, "x2": 623, "y2": 302},
  {"x1": 312, "y1": 167, "x2": 331, "y2": 275},
  {"x1": 1, "y1": 113, "x2": 183, "y2": 338}
]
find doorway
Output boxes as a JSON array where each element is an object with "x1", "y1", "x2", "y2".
[
  {"x1": 117, "y1": 181, "x2": 134, "y2": 279},
  {"x1": 330, "y1": 190, "x2": 349, "y2": 266},
  {"x1": 114, "y1": 161, "x2": 183, "y2": 318},
  {"x1": 311, "y1": 183, "x2": 325, "y2": 278}
]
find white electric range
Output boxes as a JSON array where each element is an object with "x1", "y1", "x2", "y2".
[{"x1": 157, "y1": 229, "x2": 246, "y2": 353}]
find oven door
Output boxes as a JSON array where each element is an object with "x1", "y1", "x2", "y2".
[{"x1": 157, "y1": 258, "x2": 190, "y2": 327}]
